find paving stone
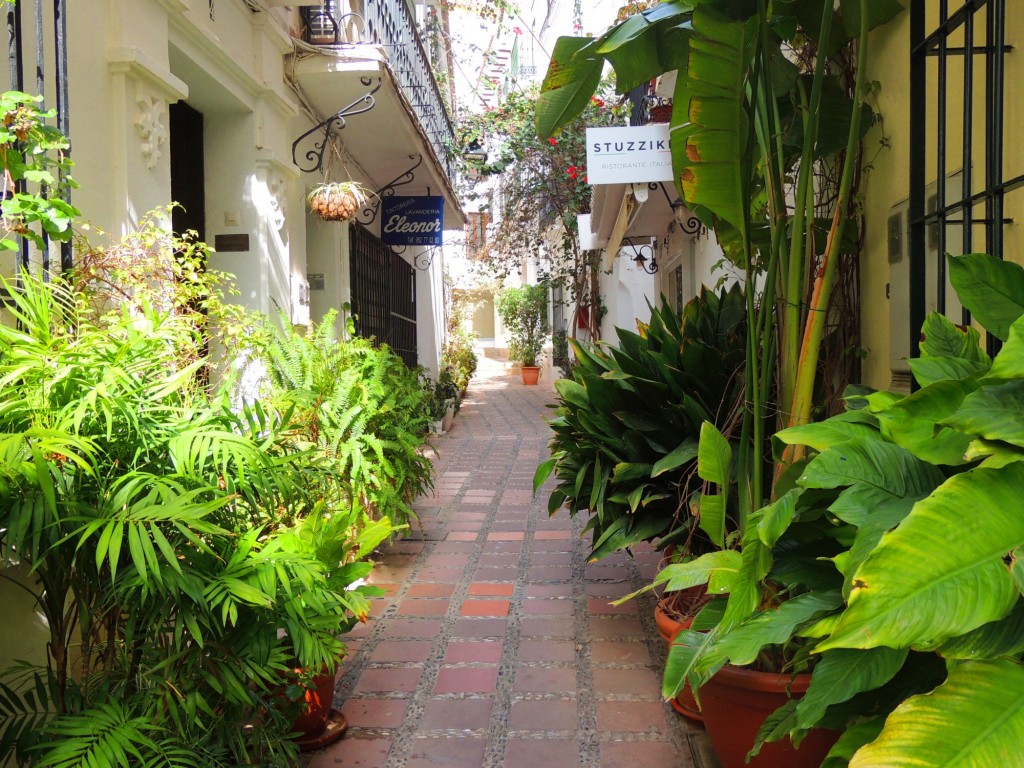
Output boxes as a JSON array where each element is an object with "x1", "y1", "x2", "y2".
[
  {"x1": 369, "y1": 641, "x2": 434, "y2": 663},
  {"x1": 340, "y1": 697, "x2": 409, "y2": 728},
  {"x1": 593, "y1": 666, "x2": 663, "y2": 696},
  {"x1": 353, "y1": 667, "x2": 422, "y2": 694},
  {"x1": 419, "y1": 698, "x2": 495, "y2": 730},
  {"x1": 512, "y1": 665, "x2": 577, "y2": 694},
  {"x1": 595, "y1": 701, "x2": 671, "y2": 733},
  {"x1": 441, "y1": 641, "x2": 503, "y2": 663},
  {"x1": 601, "y1": 740, "x2": 688, "y2": 768},
  {"x1": 516, "y1": 639, "x2": 577, "y2": 662},
  {"x1": 591, "y1": 640, "x2": 655, "y2": 665},
  {"x1": 305, "y1": 736, "x2": 392, "y2": 767},
  {"x1": 405, "y1": 737, "x2": 487, "y2": 767},
  {"x1": 407, "y1": 584, "x2": 456, "y2": 598},
  {"x1": 397, "y1": 600, "x2": 450, "y2": 617},
  {"x1": 503, "y1": 738, "x2": 580, "y2": 767},
  {"x1": 508, "y1": 699, "x2": 578, "y2": 730},
  {"x1": 459, "y1": 599, "x2": 510, "y2": 617},
  {"x1": 467, "y1": 582, "x2": 515, "y2": 596},
  {"x1": 450, "y1": 618, "x2": 508, "y2": 638},
  {"x1": 433, "y1": 666, "x2": 500, "y2": 694}
]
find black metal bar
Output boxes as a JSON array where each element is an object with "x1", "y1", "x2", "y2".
[
  {"x1": 909, "y1": 0, "x2": 927, "y2": 362},
  {"x1": 936, "y1": 0, "x2": 948, "y2": 313},
  {"x1": 291, "y1": 76, "x2": 382, "y2": 173},
  {"x1": 54, "y1": 0, "x2": 71, "y2": 274},
  {"x1": 915, "y1": 0, "x2": 990, "y2": 53},
  {"x1": 987, "y1": 0, "x2": 1006, "y2": 356},
  {"x1": 8, "y1": 1, "x2": 23, "y2": 91}
]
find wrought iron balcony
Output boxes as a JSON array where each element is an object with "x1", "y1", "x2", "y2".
[{"x1": 300, "y1": 0, "x2": 456, "y2": 182}]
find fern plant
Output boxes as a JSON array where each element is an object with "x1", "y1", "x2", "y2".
[
  {"x1": 0, "y1": 277, "x2": 385, "y2": 767},
  {"x1": 254, "y1": 308, "x2": 433, "y2": 530}
]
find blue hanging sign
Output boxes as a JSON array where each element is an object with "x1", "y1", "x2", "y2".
[{"x1": 380, "y1": 195, "x2": 445, "y2": 246}]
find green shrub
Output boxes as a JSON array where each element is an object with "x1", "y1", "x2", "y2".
[
  {"x1": 536, "y1": 287, "x2": 746, "y2": 560},
  {"x1": 0, "y1": 276, "x2": 381, "y2": 767},
  {"x1": 256, "y1": 308, "x2": 433, "y2": 530},
  {"x1": 497, "y1": 284, "x2": 548, "y2": 366}
]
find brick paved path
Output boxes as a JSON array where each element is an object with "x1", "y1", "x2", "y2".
[{"x1": 308, "y1": 360, "x2": 714, "y2": 768}]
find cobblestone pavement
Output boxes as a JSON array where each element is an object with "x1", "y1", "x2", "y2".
[{"x1": 308, "y1": 359, "x2": 714, "y2": 768}]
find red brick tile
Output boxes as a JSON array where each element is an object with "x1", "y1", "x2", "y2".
[
  {"x1": 385, "y1": 618, "x2": 442, "y2": 638},
  {"x1": 487, "y1": 531, "x2": 525, "y2": 541},
  {"x1": 530, "y1": 553, "x2": 573, "y2": 566},
  {"x1": 407, "y1": 583, "x2": 456, "y2": 598},
  {"x1": 504, "y1": 738, "x2": 579, "y2": 767},
  {"x1": 534, "y1": 530, "x2": 572, "y2": 540},
  {"x1": 433, "y1": 666, "x2": 499, "y2": 693},
  {"x1": 519, "y1": 617, "x2": 575, "y2": 638},
  {"x1": 353, "y1": 667, "x2": 422, "y2": 693},
  {"x1": 589, "y1": 617, "x2": 645, "y2": 638},
  {"x1": 595, "y1": 701, "x2": 669, "y2": 733},
  {"x1": 508, "y1": 699, "x2": 578, "y2": 730},
  {"x1": 527, "y1": 566, "x2": 573, "y2": 581},
  {"x1": 306, "y1": 735, "x2": 391, "y2": 768},
  {"x1": 442, "y1": 641, "x2": 503, "y2": 663},
  {"x1": 340, "y1": 698, "x2": 409, "y2": 728},
  {"x1": 468, "y1": 582, "x2": 515, "y2": 596},
  {"x1": 451, "y1": 618, "x2": 508, "y2": 638},
  {"x1": 417, "y1": 567, "x2": 464, "y2": 582},
  {"x1": 447, "y1": 532, "x2": 479, "y2": 541},
  {"x1": 522, "y1": 598, "x2": 573, "y2": 615},
  {"x1": 512, "y1": 665, "x2": 577, "y2": 694},
  {"x1": 517, "y1": 639, "x2": 577, "y2": 662},
  {"x1": 398, "y1": 600, "x2": 450, "y2": 617},
  {"x1": 601, "y1": 741, "x2": 680, "y2": 768},
  {"x1": 587, "y1": 597, "x2": 638, "y2": 615},
  {"x1": 423, "y1": 554, "x2": 472, "y2": 567},
  {"x1": 460, "y1": 599, "x2": 510, "y2": 617},
  {"x1": 406, "y1": 737, "x2": 486, "y2": 768},
  {"x1": 593, "y1": 667, "x2": 663, "y2": 696},
  {"x1": 591, "y1": 640, "x2": 653, "y2": 665},
  {"x1": 369, "y1": 640, "x2": 433, "y2": 663},
  {"x1": 419, "y1": 698, "x2": 494, "y2": 730},
  {"x1": 477, "y1": 553, "x2": 519, "y2": 566}
]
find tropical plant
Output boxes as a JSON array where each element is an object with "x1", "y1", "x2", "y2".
[
  {"x1": 0, "y1": 276, "x2": 374, "y2": 767},
  {"x1": 497, "y1": 284, "x2": 549, "y2": 367},
  {"x1": 653, "y1": 253, "x2": 1024, "y2": 766},
  {"x1": 460, "y1": 84, "x2": 627, "y2": 339},
  {"x1": 255, "y1": 307, "x2": 434, "y2": 530},
  {"x1": 535, "y1": 286, "x2": 746, "y2": 560},
  {"x1": 535, "y1": 0, "x2": 902, "y2": 516}
]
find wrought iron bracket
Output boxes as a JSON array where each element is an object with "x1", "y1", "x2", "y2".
[
  {"x1": 654, "y1": 182, "x2": 705, "y2": 237},
  {"x1": 621, "y1": 237, "x2": 658, "y2": 274},
  {"x1": 356, "y1": 154, "x2": 424, "y2": 225},
  {"x1": 291, "y1": 76, "x2": 382, "y2": 174}
]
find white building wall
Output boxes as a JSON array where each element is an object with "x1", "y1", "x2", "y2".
[{"x1": 600, "y1": 247, "x2": 656, "y2": 340}]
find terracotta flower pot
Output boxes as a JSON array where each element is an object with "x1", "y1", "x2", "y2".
[
  {"x1": 521, "y1": 365, "x2": 540, "y2": 385},
  {"x1": 290, "y1": 665, "x2": 336, "y2": 739},
  {"x1": 699, "y1": 665, "x2": 840, "y2": 768},
  {"x1": 654, "y1": 592, "x2": 707, "y2": 724}
]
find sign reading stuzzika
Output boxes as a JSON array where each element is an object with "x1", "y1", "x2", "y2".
[
  {"x1": 585, "y1": 124, "x2": 674, "y2": 185},
  {"x1": 381, "y1": 195, "x2": 444, "y2": 246}
]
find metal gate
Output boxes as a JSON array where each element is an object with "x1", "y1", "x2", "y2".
[
  {"x1": 6, "y1": 0, "x2": 72, "y2": 273},
  {"x1": 349, "y1": 223, "x2": 418, "y2": 368}
]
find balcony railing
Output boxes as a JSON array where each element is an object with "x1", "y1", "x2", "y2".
[{"x1": 301, "y1": 0, "x2": 457, "y2": 183}]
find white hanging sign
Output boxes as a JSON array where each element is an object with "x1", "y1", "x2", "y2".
[{"x1": 585, "y1": 124, "x2": 674, "y2": 185}]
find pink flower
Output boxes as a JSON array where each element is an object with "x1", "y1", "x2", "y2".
[
  {"x1": 548, "y1": 137, "x2": 558, "y2": 145},
  {"x1": 591, "y1": 97, "x2": 604, "y2": 107},
  {"x1": 513, "y1": 26, "x2": 523, "y2": 35}
]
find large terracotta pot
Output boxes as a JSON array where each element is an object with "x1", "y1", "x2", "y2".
[
  {"x1": 700, "y1": 665, "x2": 840, "y2": 768},
  {"x1": 521, "y1": 365, "x2": 540, "y2": 385},
  {"x1": 654, "y1": 601, "x2": 702, "y2": 723}
]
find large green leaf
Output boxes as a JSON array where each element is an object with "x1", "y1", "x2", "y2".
[
  {"x1": 677, "y1": 8, "x2": 758, "y2": 232},
  {"x1": 697, "y1": 420, "x2": 732, "y2": 487},
  {"x1": 947, "y1": 253, "x2": 1024, "y2": 341},
  {"x1": 820, "y1": 718, "x2": 886, "y2": 768},
  {"x1": 822, "y1": 464, "x2": 1024, "y2": 651},
  {"x1": 988, "y1": 315, "x2": 1024, "y2": 380},
  {"x1": 700, "y1": 591, "x2": 842, "y2": 669},
  {"x1": 909, "y1": 356, "x2": 990, "y2": 388},
  {"x1": 838, "y1": 0, "x2": 905, "y2": 37},
  {"x1": 651, "y1": 439, "x2": 698, "y2": 477},
  {"x1": 798, "y1": 438, "x2": 945, "y2": 499},
  {"x1": 873, "y1": 379, "x2": 976, "y2": 465},
  {"x1": 795, "y1": 647, "x2": 907, "y2": 730},
  {"x1": 918, "y1": 311, "x2": 988, "y2": 363},
  {"x1": 943, "y1": 380, "x2": 1024, "y2": 448},
  {"x1": 698, "y1": 493, "x2": 726, "y2": 548},
  {"x1": 849, "y1": 660, "x2": 1024, "y2": 768},
  {"x1": 936, "y1": 603, "x2": 1024, "y2": 661},
  {"x1": 774, "y1": 411, "x2": 879, "y2": 455},
  {"x1": 535, "y1": 37, "x2": 604, "y2": 140}
]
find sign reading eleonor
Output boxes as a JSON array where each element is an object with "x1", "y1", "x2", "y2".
[
  {"x1": 585, "y1": 124, "x2": 674, "y2": 185},
  {"x1": 380, "y1": 195, "x2": 445, "y2": 246}
]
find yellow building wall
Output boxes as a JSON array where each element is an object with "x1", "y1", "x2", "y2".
[{"x1": 860, "y1": 2, "x2": 1024, "y2": 390}]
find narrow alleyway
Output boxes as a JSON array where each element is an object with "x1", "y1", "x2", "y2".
[{"x1": 308, "y1": 359, "x2": 715, "y2": 768}]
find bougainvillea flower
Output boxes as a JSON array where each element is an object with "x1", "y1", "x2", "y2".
[{"x1": 548, "y1": 137, "x2": 557, "y2": 145}]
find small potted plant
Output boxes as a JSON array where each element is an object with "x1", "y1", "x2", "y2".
[
  {"x1": 496, "y1": 284, "x2": 548, "y2": 385},
  {"x1": 307, "y1": 180, "x2": 374, "y2": 222}
]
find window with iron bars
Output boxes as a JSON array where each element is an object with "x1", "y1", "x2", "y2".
[{"x1": 909, "y1": 0, "x2": 1022, "y2": 358}]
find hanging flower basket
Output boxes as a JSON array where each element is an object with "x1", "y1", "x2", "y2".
[{"x1": 307, "y1": 181, "x2": 373, "y2": 222}]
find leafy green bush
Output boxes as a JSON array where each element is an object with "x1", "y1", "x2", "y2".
[
  {"x1": 536, "y1": 287, "x2": 746, "y2": 560},
  {"x1": 255, "y1": 308, "x2": 433, "y2": 531},
  {"x1": 443, "y1": 331, "x2": 478, "y2": 391},
  {"x1": 0, "y1": 276, "x2": 384, "y2": 767},
  {"x1": 497, "y1": 284, "x2": 548, "y2": 366},
  {"x1": 657, "y1": 254, "x2": 1024, "y2": 767}
]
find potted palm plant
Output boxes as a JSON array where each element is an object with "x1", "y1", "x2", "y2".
[{"x1": 496, "y1": 284, "x2": 548, "y2": 384}]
